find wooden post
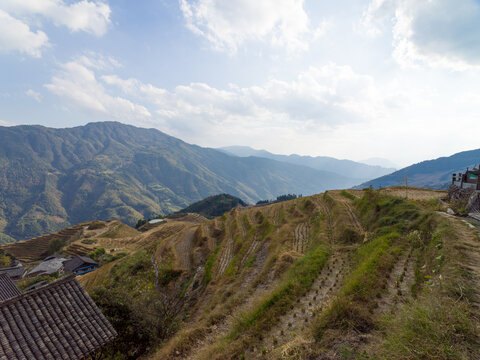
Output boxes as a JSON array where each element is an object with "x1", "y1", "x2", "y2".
[{"x1": 405, "y1": 169, "x2": 408, "y2": 200}]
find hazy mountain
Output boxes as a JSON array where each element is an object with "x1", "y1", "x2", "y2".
[
  {"x1": 357, "y1": 148, "x2": 480, "y2": 189},
  {"x1": 0, "y1": 122, "x2": 358, "y2": 241},
  {"x1": 360, "y1": 157, "x2": 398, "y2": 169},
  {"x1": 219, "y1": 145, "x2": 396, "y2": 181}
]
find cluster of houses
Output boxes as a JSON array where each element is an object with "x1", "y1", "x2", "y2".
[
  {"x1": 0, "y1": 254, "x2": 98, "y2": 282},
  {"x1": 452, "y1": 166, "x2": 480, "y2": 191}
]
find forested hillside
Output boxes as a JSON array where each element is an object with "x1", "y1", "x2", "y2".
[{"x1": 0, "y1": 122, "x2": 355, "y2": 240}]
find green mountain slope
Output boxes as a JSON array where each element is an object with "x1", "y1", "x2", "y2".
[
  {"x1": 0, "y1": 122, "x2": 356, "y2": 240},
  {"x1": 176, "y1": 193, "x2": 247, "y2": 218},
  {"x1": 357, "y1": 148, "x2": 480, "y2": 189}
]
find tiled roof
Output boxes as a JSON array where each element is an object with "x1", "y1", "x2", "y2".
[
  {"x1": 0, "y1": 274, "x2": 21, "y2": 303},
  {"x1": 0, "y1": 266, "x2": 25, "y2": 279},
  {"x1": 28, "y1": 257, "x2": 68, "y2": 277},
  {"x1": 0, "y1": 274, "x2": 117, "y2": 360},
  {"x1": 63, "y1": 256, "x2": 98, "y2": 273}
]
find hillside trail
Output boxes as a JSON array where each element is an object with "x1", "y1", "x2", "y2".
[
  {"x1": 174, "y1": 227, "x2": 197, "y2": 270},
  {"x1": 439, "y1": 213, "x2": 480, "y2": 309}
]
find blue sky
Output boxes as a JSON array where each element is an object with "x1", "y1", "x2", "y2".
[{"x1": 1, "y1": 0, "x2": 480, "y2": 167}]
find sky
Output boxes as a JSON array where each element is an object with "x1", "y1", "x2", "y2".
[{"x1": 1, "y1": 0, "x2": 480, "y2": 168}]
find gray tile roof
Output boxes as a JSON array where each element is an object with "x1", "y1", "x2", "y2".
[
  {"x1": 0, "y1": 274, "x2": 21, "y2": 303},
  {"x1": 0, "y1": 266, "x2": 25, "y2": 279},
  {"x1": 63, "y1": 256, "x2": 98, "y2": 273},
  {"x1": 0, "y1": 274, "x2": 116, "y2": 360},
  {"x1": 28, "y1": 257, "x2": 68, "y2": 277}
]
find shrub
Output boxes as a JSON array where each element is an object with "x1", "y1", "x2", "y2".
[
  {"x1": 88, "y1": 221, "x2": 106, "y2": 230},
  {"x1": 47, "y1": 238, "x2": 63, "y2": 255}
]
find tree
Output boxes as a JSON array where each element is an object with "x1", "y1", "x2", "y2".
[{"x1": 48, "y1": 238, "x2": 63, "y2": 255}]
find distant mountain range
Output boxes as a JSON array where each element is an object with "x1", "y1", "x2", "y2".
[
  {"x1": 360, "y1": 157, "x2": 398, "y2": 169},
  {"x1": 357, "y1": 148, "x2": 480, "y2": 189},
  {"x1": 219, "y1": 146, "x2": 396, "y2": 181},
  {"x1": 0, "y1": 122, "x2": 370, "y2": 241}
]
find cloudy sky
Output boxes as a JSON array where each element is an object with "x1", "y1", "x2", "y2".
[{"x1": 1, "y1": 0, "x2": 480, "y2": 167}]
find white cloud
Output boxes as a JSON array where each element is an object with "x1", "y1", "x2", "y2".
[
  {"x1": 362, "y1": 0, "x2": 480, "y2": 70},
  {"x1": 102, "y1": 64, "x2": 387, "y2": 145},
  {"x1": 75, "y1": 51, "x2": 122, "y2": 70},
  {"x1": 26, "y1": 89, "x2": 42, "y2": 102},
  {"x1": 0, "y1": 119, "x2": 13, "y2": 126},
  {"x1": 45, "y1": 59, "x2": 151, "y2": 120},
  {"x1": 0, "y1": 9, "x2": 48, "y2": 57},
  {"x1": 0, "y1": 0, "x2": 111, "y2": 36},
  {"x1": 179, "y1": 0, "x2": 324, "y2": 53}
]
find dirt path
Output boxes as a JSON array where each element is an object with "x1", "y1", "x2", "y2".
[
  {"x1": 439, "y1": 213, "x2": 480, "y2": 308},
  {"x1": 175, "y1": 227, "x2": 197, "y2": 270}
]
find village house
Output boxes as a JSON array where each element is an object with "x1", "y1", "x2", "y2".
[
  {"x1": 0, "y1": 274, "x2": 117, "y2": 359},
  {"x1": 63, "y1": 255, "x2": 99, "y2": 275},
  {"x1": 452, "y1": 166, "x2": 480, "y2": 191},
  {"x1": 0, "y1": 259, "x2": 26, "y2": 281},
  {"x1": 27, "y1": 254, "x2": 70, "y2": 278}
]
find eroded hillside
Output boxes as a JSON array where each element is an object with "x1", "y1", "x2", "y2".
[{"x1": 35, "y1": 188, "x2": 480, "y2": 359}]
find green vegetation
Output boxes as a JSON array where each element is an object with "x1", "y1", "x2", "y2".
[
  {"x1": 0, "y1": 250, "x2": 11, "y2": 267},
  {"x1": 176, "y1": 194, "x2": 247, "y2": 218},
  {"x1": 312, "y1": 190, "x2": 480, "y2": 358},
  {"x1": 92, "y1": 250, "x2": 189, "y2": 360},
  {"x1": 204, "y1": 245, "x2": 220, "y2": 284},
  {"x1": 0, "y1": 233, "x2": 16, "y2": 245},
  {"x1": 87, "y1": 221, "x2": 106, "y2": 230},
  {"x1": 256, "y1": 193, "x2": 302, "y2": 205},
  {"x1": 228, "y1": 245, "x2": 328, "y2": 349},
  {"x1": 81, "y1": 238, "x2": 97, "y2": 244},
  {"x1": 340, "y1": 190, "x2": 356, "y2": 201},
  {"x1": 47, "y1": 238, "x2": 63, "y2": 255},
  {"x1": 17, "y1": 274, "x2": 58, "y2": 291}
]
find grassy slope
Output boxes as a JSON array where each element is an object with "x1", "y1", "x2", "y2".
[{"x1": 25, "y1": 187, "x2": 475, "y2": 360}]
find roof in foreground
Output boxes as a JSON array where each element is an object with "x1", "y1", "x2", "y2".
[{"x1": 0, "y1": 274, "x2": 117, "y2": 360}]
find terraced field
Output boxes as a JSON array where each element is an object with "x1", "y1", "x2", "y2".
[{"x1": 18, "y1": 188, "x2": 478, "y2": 360}]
